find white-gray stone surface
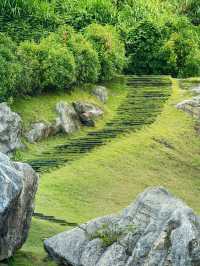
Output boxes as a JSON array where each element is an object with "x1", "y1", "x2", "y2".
[
  {"x1": 0, "y1": 152, "x2": 38, "y2": 260},
  {"x1": 92, "y1": 86, "x2": 108, "y2": 103},
  {"x1": 176, "y1": 96, "x2": 200, "y2": 119},
  {"x1": 26, "y1": 122, "x2": 57, "y2": 143},
  {"x1": 44, "y1": 187, "x2": 200, "y2": 266},
  {"x1": 0, "y1": 103, "x2": 22, "y2": 154},
  {"x1": 73, "y1": 101, "x2": 103, "y2": 127},
  {"x1": 55, "y1": 101, "x2": 81, "y2": 134}
]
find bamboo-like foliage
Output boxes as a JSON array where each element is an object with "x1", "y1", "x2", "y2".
[{"x1": 0, "y1": 0, "x2": 55, "y2": 19}]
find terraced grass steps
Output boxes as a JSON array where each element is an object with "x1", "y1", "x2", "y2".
[{"x1": 27, "y1": 76, "x2": 172, "y2": 173}]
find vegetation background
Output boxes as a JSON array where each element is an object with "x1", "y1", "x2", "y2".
[
  {"x1": 0, "y1": 0, "x2": 199, "y2": 100},
  {"x1": 0, "y1": 1, "x2": 199, "y2": 265}
]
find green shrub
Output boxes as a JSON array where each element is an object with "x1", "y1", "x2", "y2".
[
  {"x1": 40, "y1": 37, "x2": 76, "y2": 90},
  {"x1": 50, "y1": 26, "x2": 100, "y2": 83},
  {"x1": 85, "y1": 24, "x2": 125, "y2": 81},
  {"x1": 17, "y1": 37, "x2": 76, "y2": 94},
  {"x1": 159, "y1": 32, "x2": 200, "y2": 77},
  {"x1": 181, "y1": 52, "x2": 200, "y2": 78},
  {"x1": 126, "y1": 21, "x2": 163, "y2": 74},
  {"x1": 17, "y1": 41, "x2": 41, "y2": 94},
  {"x1": 0, "y1": 33, "x2": 21, "y2": 100},
  {"x1": 68, "y1": 34, "x2": 100, "y2": 83}
]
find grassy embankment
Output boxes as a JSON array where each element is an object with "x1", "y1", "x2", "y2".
[
  {"x1": 12, "y1": 80, "x2": 127, "y2": 162},
  {"x1": 9, "y1": 79, "x2": 200, "y2": 266}
]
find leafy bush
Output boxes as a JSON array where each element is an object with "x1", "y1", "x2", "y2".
[
  {"x1": 17, "y1": 41, "x2": 41, "y2": 94},
  {"x1": 182, "y1": 52, "x2": 200, "y2": 78},
  {"x1": 40, "y1": 38, "x2": 76, "y2": 91},
  {"x1": 159, "y1": 32, "x2": 200, "y2": 77},
  {"x1": 17, "y1": 37, "x2": 76, "y2": 94},
  {"x1": 68, "y1": 34, "x2": 100, "y2": 83},
  {"x1": 85, "y1": 24, "x2": 125, "y2": 80},
  {"x1": 0, "y1": 33, "x2": 21, "y2": 100},
  {"x1": 126, "y1": 21, "x2": 163, "y2": 74},
  {"x1": 50, "y1": 26, "x2": 100, "y2": 83}
]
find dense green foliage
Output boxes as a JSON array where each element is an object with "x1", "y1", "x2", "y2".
[
  {"x1": 85, "y1": 24, "x2": 125, "y2": 80},
  {"x1": 51, "y1": 26, "x2": 101, "y2": 83},
  {"x1": 0, "y1": 0, "x2": 199, "y2": 98},
  {"x1": 0, "y1": 33, "x2": 21, "y2": 100}
]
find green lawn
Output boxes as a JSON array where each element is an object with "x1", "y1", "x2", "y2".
[{"x1": 9, "y1": 79, "x2": 200, "y2": 266}]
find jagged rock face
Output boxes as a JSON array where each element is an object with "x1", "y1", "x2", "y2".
[
  {"x1": 0, "y1": 102, "x2": 22, "y2": 154},
  {"x1": 44, "y1": 187, "x2": 200, "y2": 266},
  {"x1": 176, "y1": 96, "x2": 200, "y2": 120},
  {"x1": 55, "y1": 102, "x2": 80, "y2": 134},
  {"x1": 92, "y1": 86, "x2": 108, "y2": 103},
  {"x1": 73, "y1": 101, "x2": 103, "y2": 127},
  {"x1": 26, "y1": 122, "x2": 57, "y2": 143},
  {"x1": 0, "y1": 152, "x2": 38, "y2": 261}
]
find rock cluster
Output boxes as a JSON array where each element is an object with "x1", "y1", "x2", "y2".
[
  {"x1": 25, "y1": 101, "x2": 104, "y2": 142},
  {"x1": 0, "y1": 152, "x2": 38, "y2": 261},
  {"x1": 44, "y1": 187, "x2": 200, "y2": 266},
  {"x1": 0, "y1": 86, "x2": 108, "y2": 150},
  {"x1": 0, "y1": 102, "x2": 22, "y2": 154}
]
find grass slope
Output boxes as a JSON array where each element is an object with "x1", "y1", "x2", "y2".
[
  {"x1": 9, "y1": 79, "x2": 200, "y2": 266},
  {"x1": 12, "y1": 79, "x2": 127, "y2": 162}
]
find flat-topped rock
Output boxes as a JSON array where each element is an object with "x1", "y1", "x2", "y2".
[
  {"x1": 0, "y1": 102, "x2": 22, "y2": 154},
  {"x1": 0, "y1": 153, "x2": 38, "y2": 261},
  {"x1": 44, "y1": 187, "x2": 200, "y2": 266},
  {"x1": 92, "y1": 86, "x2": 108, "y2": 103}
]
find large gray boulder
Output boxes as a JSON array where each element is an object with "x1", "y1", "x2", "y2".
[
  {"x1": 26, "y1": 122, "x2": 57, "y2": 143},
  {"x1": 0, "y1": 103, "x2": 22, "y2": 154},
  {"x1": 0, "y1": 152, "x2": 38, "y2": 261},
  {"x1": 73, "y1": 101, "x2": 103, "y2": 127},
  {"x1": 55, "y1": 102, "x2": 80, "y2": 134},
  {"x1": 92, "y1": 86, "x2": 108, "y2": 103},
  {"x1": 44, "y1": 187, "x2": 200, "y2": 266},
  {"x1": 176, "y1": 96, "x2": 200, "y2": 119}
]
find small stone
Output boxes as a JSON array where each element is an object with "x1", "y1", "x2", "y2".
[{"x1": 92, "y1": 86, "x2": 108, "y2": 103}]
